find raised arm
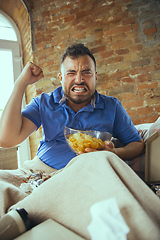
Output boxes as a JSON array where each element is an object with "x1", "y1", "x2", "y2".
[{"x1": 0, "y1": 62, "x2": 44, "y2": 148}]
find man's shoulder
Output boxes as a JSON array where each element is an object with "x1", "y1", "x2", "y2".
[
  {"x1": 96, "y1": 91, "x2": 120, "y2": 104},
  {"x1": 37, "y1": 86, "x2": 62, "y2": 103}
]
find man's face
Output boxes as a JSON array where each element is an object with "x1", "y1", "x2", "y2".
[{"x1": 59, "y1": 55, "x2": 97, "y2": 106}]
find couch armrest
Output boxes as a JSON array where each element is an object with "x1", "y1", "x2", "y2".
[{"x1": 0, "y1": 147, "x2": 18, "y2": 170}]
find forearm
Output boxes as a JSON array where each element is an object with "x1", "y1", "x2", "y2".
[
  {"x1": 114, "y1": 140, "x2": 145, "y2": 160},
  {"x1": 0, "y1": 77, "x2": 27, "y2": 147},
  {"x1": 80, "y1": 139, "x2": 145, "y2": 161},
  {"x1": 0, "y1": 62, "x2": 44, "y2": 147}
]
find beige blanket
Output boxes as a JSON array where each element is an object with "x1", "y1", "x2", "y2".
[{"x1": 0, "y1": 152, "x2": 160, "y2": 240}]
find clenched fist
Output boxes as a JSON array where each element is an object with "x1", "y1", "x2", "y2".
[{"x1": 18, "y1": 62, "x2": 44, "y2": 86}]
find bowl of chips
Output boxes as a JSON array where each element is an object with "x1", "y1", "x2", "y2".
[{"x1": 64, "y1": 126, "x2": 112, "y2": 153}]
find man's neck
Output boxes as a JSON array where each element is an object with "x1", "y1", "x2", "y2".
[{"x1": 66, "y1": 99, "x2": 90, "y2": 113}]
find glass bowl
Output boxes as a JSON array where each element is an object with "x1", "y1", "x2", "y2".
[{"x1": 64, "y1": 126, "x2": 112, "y2": 153}]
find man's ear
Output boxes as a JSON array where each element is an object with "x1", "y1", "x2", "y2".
[
  {"x1": 59, "y1": 72, "x2": 62, "y2": 81},
  {"x1": 95, "y1": 72, "x2": 98, "y2": 81}
]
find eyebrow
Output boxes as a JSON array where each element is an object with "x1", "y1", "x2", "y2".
[
  {"x1": 66, "y1": 68, "x2": 92, "y2": 73},
  {"x1": 66, "y1": 69, "x2": 76, "y2": 73},
  {"x1": 81, "y1": 68, "x2": 92, "y2": 72}
]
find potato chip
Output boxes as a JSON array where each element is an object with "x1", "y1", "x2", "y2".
[{"x1": 67, "y1": 132, "x2": 105, "y2": 153}]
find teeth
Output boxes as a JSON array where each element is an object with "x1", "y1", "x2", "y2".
[{"x1": 73, "y1": 87, "x2": 86, "y2": 92}]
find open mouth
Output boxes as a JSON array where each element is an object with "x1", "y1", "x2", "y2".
[{"x1": 71, "y1": 86, "x2": 88, "y2": 93}]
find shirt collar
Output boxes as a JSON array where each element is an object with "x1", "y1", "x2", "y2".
[{"x1": 59, "y1": 93, "x2": 96, "y2": 107}]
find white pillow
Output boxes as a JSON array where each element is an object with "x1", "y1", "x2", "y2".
[
  {"x1": 148, "y1": 116, "x2": 160, "y2": 136},
  {"x1": 135, "y1": 117, "x2": 160, "y2": 142},
  {"x1": 135, "y1": 123, "x2": 153, "y2": 131}
]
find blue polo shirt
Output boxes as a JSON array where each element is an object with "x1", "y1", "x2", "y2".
[{"x1": 22, "y1": 86, "x2": 141, "y2": 169}]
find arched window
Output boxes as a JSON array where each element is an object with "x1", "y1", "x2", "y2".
[
  {"x1": 0, "y1": 13, "x2": 17, "y2": 41},
  {"x1": 0, "y1": 10, "x2": 31, "y2": 166}
]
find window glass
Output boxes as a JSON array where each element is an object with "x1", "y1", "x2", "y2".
[
  {"x1": 0, "y1": 14, "x2": 17, "y2": 41},
  {"x1": 0, "y1": 11, "x2": 31, "y2": 165},
  {"x1": 0, "y1": 49, "x2": 14, "y2": 116}
]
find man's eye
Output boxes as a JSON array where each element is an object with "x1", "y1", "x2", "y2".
[
  {"x1": 67, "y1": 72, "x2": 75, "y2": 75},
  {"x1": 83, "y1": 71, "x2": 91, "y2": 75}
]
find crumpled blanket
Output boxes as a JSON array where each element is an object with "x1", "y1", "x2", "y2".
[
  {"x1": 20, "y1": 171, "x2": 52, "y2": 193},
  {"x1": 0, "y1": 152, "x2": 160, "y2": 240},
  {"x1": 0, "y1": 156, "x2": 60, "y2": 217}
]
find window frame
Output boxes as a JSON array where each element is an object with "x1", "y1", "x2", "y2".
[
  {"x1": 0, "y1": 10, "x2": 31, "y2": 166},
  {"x1": 0, "y1": 39, "x2": 22, "y2": 80}
]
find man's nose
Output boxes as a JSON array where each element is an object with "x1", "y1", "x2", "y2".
[{"x1": 75, "y1": 72, "x2": 84, "y2": 83}]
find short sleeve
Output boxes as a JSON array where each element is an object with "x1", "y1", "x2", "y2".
[
  {"x1": 113, "y1": 99, "x2": 141, "y2": 145},
  {"x1": 22, "y1": 97, "x2": 41, "y2": 129}
]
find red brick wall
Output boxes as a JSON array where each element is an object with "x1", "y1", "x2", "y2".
[
  {"x1": 1, "y1": 0, "x2": 160, "y2": 158},
  {"x1": 30, "y1": 0, "x2": 160, "y2": 125}
]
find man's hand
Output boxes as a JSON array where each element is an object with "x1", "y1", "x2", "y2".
[
  {"x1": 18, "y1": 62, "x2": 44, "y2": 86},
  {"x1": 77, "y1": 139, "x2": 144, "y2": 161},
  {"x1": 78, "y1": 141, "x2": 116, "y2": 154}
]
